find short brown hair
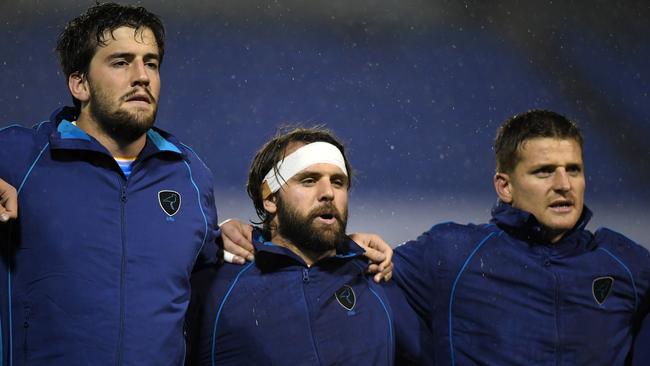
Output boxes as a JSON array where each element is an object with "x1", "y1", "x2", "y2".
[
  {"x1": 494, "y1": 110, "x2": 583, "y2": 173},
  {"x1": 247, "y1": 126, "x2": 353, "y2": 230}
]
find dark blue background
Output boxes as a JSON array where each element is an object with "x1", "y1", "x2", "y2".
[{"x1": 1, "y1": 1, "x2": 648, "y2": 245}]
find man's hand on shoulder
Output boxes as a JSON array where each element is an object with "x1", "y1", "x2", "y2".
[
  {"x1": 0, "y1": 178, "x2": 18, "y2": 223},
  {"x1": 350, "y1": 232, "x2": 393, "y2": 283},
  {"x1": 220, "y1": 218, "x2": 254, "y2": 264}
]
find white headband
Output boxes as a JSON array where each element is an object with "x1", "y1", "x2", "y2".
[{"x1": 262, "y1": 141, "x2": 347, "y2": 198}]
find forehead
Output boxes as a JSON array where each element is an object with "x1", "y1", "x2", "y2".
[
  {"x1": 95, "y1": 26, "x2": 159, "y2": 55},
  {"x1": 516, "y1": 138, "x2": 583, "y2": 167}
]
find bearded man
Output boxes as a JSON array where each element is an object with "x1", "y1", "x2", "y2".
[
  {"x1": 0, "y1": 4, "x2": 219, "y2": 364},
  {"x1": 186, "y1": 127, "x2": 431, "y2": 366}
]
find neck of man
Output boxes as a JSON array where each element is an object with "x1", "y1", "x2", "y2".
[
  {"x1": 270, "y1": 232, "x2": 336, "y2": 267},
  {"x1": 547, "y1": 230, "x2": 569, "y2": 244},
  {"x1": 75, "y1": 111, "x2": 147, "y2": 159}
]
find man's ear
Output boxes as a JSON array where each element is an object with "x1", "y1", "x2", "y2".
[
  {"x1": 263, "y1": 194, "x2": 277, "y2": 215},
  {"x1": 68, "y1": 72, "x2": 90, "y2": 104},
  {"x1": 494, "y1": 172, "x2": 513, "y2": 203}
]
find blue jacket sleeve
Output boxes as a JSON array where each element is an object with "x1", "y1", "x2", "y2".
[
  {"x1": 183, "y1": 147, "x2": 220, "y2": 271},
  {"x1": 383, "y1": 281, "x2": 434, "y2": 366},
  {"x1": 392, "y1": 227, "x2": 440, "y2": 326}
]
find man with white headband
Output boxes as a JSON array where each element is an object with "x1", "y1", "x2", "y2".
[
  {"x1": 186, "y1": 126, "x2": 432, "y2": 365},
  {"x1": 220, "y1": 111, "x2": 650, "y2": 365}
]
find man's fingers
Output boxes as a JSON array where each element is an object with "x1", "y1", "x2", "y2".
[
  {"x1": 0, "y1": 205, "x2": 18, "y2": 222},
  {"x1": 0, "y1": 180, "x2": 18, "y2": 222},
  {"x1": 0, "y1": 210, "x2": 9, "y2": 223},
  {"x1": 380, "y1": 262, "x2": 393, "y2": 282},
  {"x1": 363, "y1": 246, "x2": 386, "y2": 264},
  {"x1": 349, "y1": 232, "x2": 371, "y2": 246},
  {"x1": 223, "y1": 240, "x2": 254, "y2": 263},
  {"x1": 220, "y1": 218, "x2": 255, "y2": 258},
  {"x1": 367, "y1": 263, "x2": 380, "y2": 274},
  {"x1": 350, "y1": 232, "x2": 394, "y2": 282},
  {"x1": 368, "y1": 262, "x2": 393, "y2": 283},
  {"x1": 223, "y1": 250, "x2": 245, "y2": 265},
  {"x1": 383, "y1": 271, "x2": 392, "y2": 282}
]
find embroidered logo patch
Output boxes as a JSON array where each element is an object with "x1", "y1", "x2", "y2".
[
  {"x1": 592, "y1": 276, "x2": 614, "y2": 305},
  {"x1": 335, "y1": 285, "x2": 356, "y2": 311},
  {"x1": 158, "y1": 190, "x2": 181, "y2": 216}
]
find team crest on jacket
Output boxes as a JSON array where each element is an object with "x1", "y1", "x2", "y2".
[
  {"x1": 335, "y1": 285, "x2": 356, "y2": 311},
  {"x1": 592, "y1": 276, "x2": 614, "y2": 305},
  {"x1": 158, "y1": 190, "x2": 181, "y2": 216}
]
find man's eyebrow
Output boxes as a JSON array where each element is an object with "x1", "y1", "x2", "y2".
[
  {"x1": 143, "y1": 52, "x2": 161, "y2": 61},
  {"x1": 293, "y1": 171, "x2": 322, "y2": 180},
  {"x1": 530, "y1": 163, "x2": 556, "y2": 169},
  {"x1": 565, "y1": 163, "x2": 584, "y2": 170},
  {"x1": 524, "y1": 164, "x2": 555, "y2": 173},
  {"x1": 107, "y1": 52, "x2": 134, "y2": 60},
  {"x1": 106, "y1": 52, "x2": 160, "y2": 61}
]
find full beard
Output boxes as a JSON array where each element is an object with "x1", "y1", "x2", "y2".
[
  {"x1": 276, "y1": 197, "x2": 348, "y2": 256},
  {"x1": 89, "y1": 84, "x2": 157, "y2": 144}
]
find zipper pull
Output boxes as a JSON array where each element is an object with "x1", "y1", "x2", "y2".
[
  {"x1": 302, "y1": 268, "x2": 309, "y2": 283},
  {"x1": 120, "y1": 186, "x2": 128, "y2": 203}
]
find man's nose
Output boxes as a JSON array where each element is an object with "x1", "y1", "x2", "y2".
[
  {"x1": 552, "y1": 169, "x2": 571, "y2": 192},
  {"x1": 131, "y1": 60, "x2": 150, "y2": 86},
  {"x1": 317, "y1": 180, "x2": 335, "y2": 201}
]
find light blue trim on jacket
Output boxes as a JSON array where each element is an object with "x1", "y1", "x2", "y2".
[
  {"x1": 211, "y1": 262, "x2": 255, "y2": 366},
  {"x1": 148, "y1": 130, "x2": 181, "y2": 153},
  {"x1": 599, "y1": 247, "x2": 639, "y2": 309},
  {"x1": 448, "y1": 231, "x2": 498, "y2": 366}
]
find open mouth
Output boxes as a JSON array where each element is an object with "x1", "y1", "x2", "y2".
[
  {"x1": 313, "y1": 210, "x2": 338, "y2": 224},
  {"x1": 320, "y1": 213, "x2": 335, "y2": 220},
  {"x1": 549, "y1": 200, "x2": 574, "y2": 212}
]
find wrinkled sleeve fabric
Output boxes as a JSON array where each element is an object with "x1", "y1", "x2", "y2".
[
  {"x1": 392, "y1": 227, "x2": 441, "y2": 326},
  {"x1": 382, "y1": 281, "x2": 434, "y2": 366},
  {"x1": 183, "y1": 147, "x2": 220, "y2": 271}
]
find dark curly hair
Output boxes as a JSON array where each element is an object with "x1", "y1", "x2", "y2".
[{"x1": 56, "y1": 2, "x2": 165, "y2": 108}]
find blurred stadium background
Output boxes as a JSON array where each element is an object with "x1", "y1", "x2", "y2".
[{"x1": 1, "y1": 0, "x2": 647, "y2": 246}]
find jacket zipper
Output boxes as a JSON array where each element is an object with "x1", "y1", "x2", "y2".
[
  {"x1": 116, "y1": 182, "x2": 128, "y2": 366},
  {"x1": 553, "y1": 270, "x2": 561, "y2": 366},
  {"x1": 300, "y1": 268, "x2": 323, "y2": 365}
]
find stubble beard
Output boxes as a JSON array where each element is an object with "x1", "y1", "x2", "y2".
[
  {"x1": 88, "y1": 81, "x2": 157, "y2": 144},
  {"x1": 276, "y1": 196, "x2": 348, "y2": 256}
]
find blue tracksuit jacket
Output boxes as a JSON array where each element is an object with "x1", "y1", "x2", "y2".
[
  {"x1": 0, "y1": 107, "x2": 218, "y2": 365},
  {"x1": 630, "y1": 284, "x2": 650, "y2": 365},
  {"x1": 186, "y1": 231, "x2": 433, "y2": 366},
  {"x1": 394, "y1": 202, "x2": 650, "y2": 365}
]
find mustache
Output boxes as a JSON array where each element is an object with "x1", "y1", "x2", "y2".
[
  {"x1": 122, "y1": 88, "x2": 157, "y2": 104},
  {"x1": 308, "y1": 203, "x2": 345, "y2": 222}
]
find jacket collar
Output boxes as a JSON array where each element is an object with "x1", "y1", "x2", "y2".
[
  {"x1": 47, "y1": 106, "x2": 185, "y2": 160},
  {"x1": 490, "y1": 200, "x2": 595, "y2": 254},
  {"x1": 251, "y1": 228, "x2": 365, "y2": 270}
]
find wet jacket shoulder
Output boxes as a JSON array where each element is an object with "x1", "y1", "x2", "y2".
[
  {"x1": 0, "y1": 120, "x2": 53, "y2": 366},
  {"x1": 393, "y1": 202, "x2": 650, "y2": 366},
  {"x1": 393, "y1": 221, "x2": 499, "y2": 323},
  {"x1": 187, "y1": 230, "x2": 432, "y2": 366},
  {"x1": 0, "y1": 107, "x2": 218, "y2": 366},
  {"x1": 593, "y1": 227, "x2": 650, "y2": 281},
  {"x1": 608, "y1": 229, "x2": 650, "y2": 366},
  {"x1": 0, "y1": 121, "x2": 51, "y2": 186}
]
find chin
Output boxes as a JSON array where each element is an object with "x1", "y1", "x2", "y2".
[{"x1": 546, "y1": 219, "x2": 579, "y2": 233}]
